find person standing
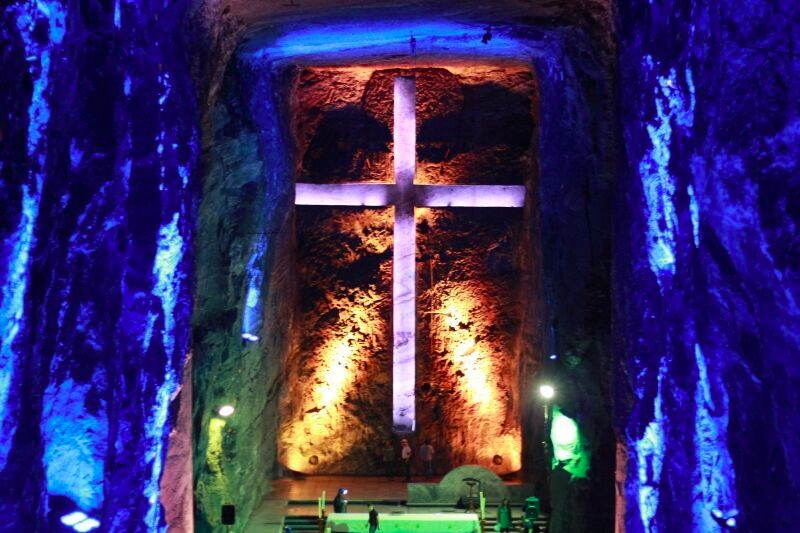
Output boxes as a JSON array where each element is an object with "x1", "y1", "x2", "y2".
[
  {"x1": 419, "y1": 440, "x2": 434, "y2": 479},
  {"x1": 497, "y1": 498, "x2": 513, "y2": 533},
  {"x1": 367, "y1": 504, "x2": 379, "y2": 533},
  {"x1": 381, "y1": 440, "x2": 395, "y2": 479},
  {"x1": 333, "y1": 488, "x2": 348, "y2": 513},
  {"x1": 400, "y1": 438, "x2": 413, "y2": 481}
]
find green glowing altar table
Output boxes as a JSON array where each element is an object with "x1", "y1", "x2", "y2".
[{"x1": 325, "y1": 512, "x2": 481, "y2": 533}]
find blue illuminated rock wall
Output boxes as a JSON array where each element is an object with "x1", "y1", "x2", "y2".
[
  {"x1": 0, "y1": 0, "x2": 198, "y2": 529},
  {"x1": 616, "y1": 0, "x2": 800, "y2": 530}
]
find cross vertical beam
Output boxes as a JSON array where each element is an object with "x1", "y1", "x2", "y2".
[{"x1": 392, "y1": 77, "x2": 416, "y2": 432}]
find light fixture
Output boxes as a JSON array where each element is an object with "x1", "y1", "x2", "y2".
[
  {"x1": 73, "y1": 518, "x2": 101, "y2": 533},
  {"x1": 218, "y1": 404, "x2": 235, "y2": 417},
  {"x1": 242, "y1": 332, "x2": 259, "y2": 342},
  {"x1": 539, "y1": 384, "x2": 555, "y2": 400},
  {"x1": 711, "y1": 508, "x2": 739, "y2": 530},
  {"x1": 61, "y1": 513, "x2": 88, "y2": 527},
  {"x1": 60, "y1": 512, "x2": 101, "y2": 532},
  {"x1": 549, "y1": 354, "x2": 558, "y2": 360}
]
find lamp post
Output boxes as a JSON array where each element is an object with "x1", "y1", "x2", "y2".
[{"x1": 538, "y1": 384, "x2": 555, "y2": 471}]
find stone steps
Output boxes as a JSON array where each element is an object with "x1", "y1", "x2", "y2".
[
  {"x1": 281, "y1": 514, "x2": 321, "y2": 531},
  {"x1": 280, "y1": 514, "x2": 549, "y2": 532}
]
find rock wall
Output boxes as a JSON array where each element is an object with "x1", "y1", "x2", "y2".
[
  {"x1": 282, "y1": 206, "x2": 394, "y2": 474},
  {"x1": 0, "y1": 0, "x2": 198, "y2": 529},
  {"x1": 0, "y1": 0, "x2": 617, "y2": 530},
  {"x1": 615, "y1": 0, "x2": 800, "y2": 530},
  {"x1": 192, "y1": 58, "x2": 295, "y2": 531},
  {"x1": 280, "y1": 66, "x2": 537, "y2": 475},
  {"x1": 527, "y1": 30, "x2": 616, "y2": 531}
]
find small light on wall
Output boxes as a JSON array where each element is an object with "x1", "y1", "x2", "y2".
[
  {"x1": 549, "y1": 354, "x2": 558, "y2": 360},
  {"x1": 539, "y1": 384, "x2": 555, "y2": 400},
  {"x1": 218, "y1": 405, "x2": 235, "y2": 417},
  {"x1": 711, "y1": 508, "x2": 739, "y2": 530},
  {"x1": 242, "y1": 332, "x2": 259, "y2": 342}
]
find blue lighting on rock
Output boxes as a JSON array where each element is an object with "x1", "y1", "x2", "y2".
[
  {"x1": 693, "y1": 344, "x2": 738, "y2": 531},
  {"x1": 70, "y1": 140, "x2": 83, "y2": 170},
  {"x1": 687, "y1": 185, "x2": 700, "y2": 247},
  {"x1": 634, "y1": 355, "x2": 668, "y2": 530},
  {"x1": 1, "y1": 0, "x2": 66, "y2": 470},
  {"x1": 42, "y1": 376, "x2": 107, "y2": 511},
  {"x1": 244, "y1": 20, "x2": 532, "y2": 63},
  {"x1": 242, "y1": 235, "x2": 267, "y2": 343},
  {"x1": 113, "y1": 0, "x2": 121, "y2": 28},
  {"x1": 143, "y1": 212, "x2": 185, "y2": 530},
  {"x1": 638, "y1": 58, "x2": 695, "y2": 288}
]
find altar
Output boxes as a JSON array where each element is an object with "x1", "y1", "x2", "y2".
[{"x1": 325, "y1": 512, "x2": 481, "y2": 533}]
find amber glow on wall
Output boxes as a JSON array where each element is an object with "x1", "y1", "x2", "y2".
[
  {"x1": 282, "y1": 63, "x2": 532, "y2": 474},
  {"x1": 280, "y1": 209, "x2": 393, "y2": 474},
  {"x1": 429, "y1": 284, "x2": 522, "y2": 473},
  {"x1": 417, "y1": 204, "x2": 524, "y2": 475}
]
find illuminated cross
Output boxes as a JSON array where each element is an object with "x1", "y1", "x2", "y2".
[{"x1": 295, "y1": 77, "x2": 525, "y2": 433}]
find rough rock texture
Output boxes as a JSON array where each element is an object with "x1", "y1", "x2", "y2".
[
  {"x1": 615, "y1": 0, "x2": 800, "y2": 531},
  {"x1": 417, "y1": 207, "x2": 527, "y2": 475},
  {"x1": 284, "y1": 65, "x2": 537, "y2": 475},
  {"x1": 0, "y1": 0, "x2": 617, "y2": 531},
  {"x1": 281, "y1": 207, "x2": 393, "y2": 473},
  {"x1": 528, "y1": 33, "x2": 615, "y2": 531},
  {"x1": 161, "y1": 355, "x2": 194, "y2": 531},
  {"x1": 0, "y1": 0, "x2": 198, "y2": 529},
  {"x1": 192, "y1": 59, "x2": 295, "y2": 531}
]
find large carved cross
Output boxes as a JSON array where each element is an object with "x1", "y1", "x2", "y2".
[{"x1": 296, "y1": 77, "x2": 525, "y2": 433}]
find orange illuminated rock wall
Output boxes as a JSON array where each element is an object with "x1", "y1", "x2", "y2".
[
  {"x1": 280, "y1": 207, "x2": 393, "y2": 473},
  {"x1": 417, "y1": 208, "x2": 526, "y2": 474},
  {"x1": 280, "y1": 65, "x2": 538, "y2": 474}
]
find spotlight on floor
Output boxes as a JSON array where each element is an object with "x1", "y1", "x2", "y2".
[
  {"x1": 539, "y1": 384, "x2": 555, "y2": 400},
  {"x1": 60, "y1": 512, "x2": 101, "y2": 532},
  {"x1": 218, "y1": 404, "x2": 235, "y2": 417},
  {"x1": 61, "y1": 513, "x2": 88, "y2": 527}
]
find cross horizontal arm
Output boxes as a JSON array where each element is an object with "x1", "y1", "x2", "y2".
[
  {"x1": 295, "y1": 183, "x2": 395, "y2": 206},
  {"x1": 415, "y1": 184, "x2": 526, "y2": 208}
]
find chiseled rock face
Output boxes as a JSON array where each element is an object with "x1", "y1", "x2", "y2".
[
  {"x1": 0, "y1": 0, "x2": 197, "y2": 529},
  {"x1": 616, "y1": 0, "x2": 800, "y2": 530},
  {"x1": 191, "y1": 64, "x2": 295, "y2": 531},
  {"x1": 281, "y1": 66, "x2": 536, "y2": 475},
  {"x1": 0, "y1": 0, "x2": 618, "y2": 531}
]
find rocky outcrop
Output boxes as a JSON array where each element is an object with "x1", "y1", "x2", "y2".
[
  {"x1": 0, "y1": 0, "x2": 198, "y2": 529},
  {"x1": 0, "y1": 1, "x2": 617, "y2": 531},
  {"x1": 615, "y1": 0, "x2": 800, "y2": 530}
]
